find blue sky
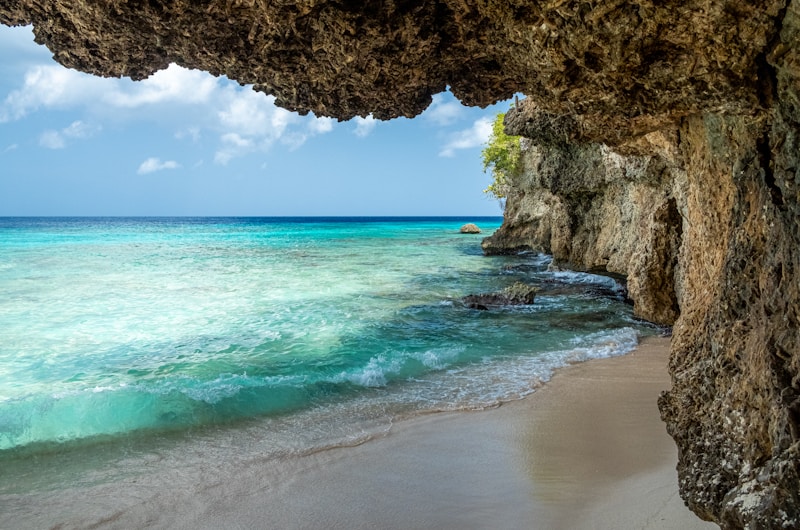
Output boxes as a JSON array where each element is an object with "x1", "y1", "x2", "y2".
[{"x1": 0, "y1": 25, "x2": 510, "y2": 216}]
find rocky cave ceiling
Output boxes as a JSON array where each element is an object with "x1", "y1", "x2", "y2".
[{"x1": 0, "y1": 0, "x2": 787, "y2": 139}]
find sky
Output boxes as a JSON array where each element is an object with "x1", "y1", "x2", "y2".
[{"x1": 0, "y1": 25, "x2": 511, "y2": 217}]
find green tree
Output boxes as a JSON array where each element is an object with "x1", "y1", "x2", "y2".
[{"x1": 481, "y1": 111, "x2": 521, "y2": 200}]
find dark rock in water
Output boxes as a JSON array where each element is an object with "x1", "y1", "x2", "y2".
[
  {"x1": 459, "y1": 223, "x2": 481, "y2": 234},
  {"x1": 463, "y1": 282, "x2": 538, "y2": 310}
]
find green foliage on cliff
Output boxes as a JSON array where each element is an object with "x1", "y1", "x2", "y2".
[{"x1": 481, "y1": 111, "x2": 521, "y2": 199}]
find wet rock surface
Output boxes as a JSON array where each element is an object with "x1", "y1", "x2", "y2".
[
  {"x1": 463, "y1": 282, "x2": 538, "y2": 310},
  {"x1": 2, "y1": 0, "x2": 800, "y2": 527}
]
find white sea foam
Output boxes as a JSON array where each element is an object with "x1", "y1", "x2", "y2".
[
  {"x1": 334, "y1": 346, "x2": 467, "y2": 389},
  {"x1": 405, "y1": 326, "x2": 641, "y2": 409},
  {"x1": 413, "y1": 346, "x2": 464, "y2": 369},
  {"x1": 312, "y1": 327, "x2": 642, "y2": 422},
  {"x1": 179, "y1": 374, "x2": 253, "y2": 404},
  {"x1": 342, "y1": 355, "x2": 395, "y2": 387},
  {"x1": 548, "y1": 270, "x2": 626, "y2": 294}
]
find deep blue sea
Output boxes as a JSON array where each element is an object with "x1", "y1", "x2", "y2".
[{"x1": 0, "y1": 217, "x2": 657, "y2": 486}]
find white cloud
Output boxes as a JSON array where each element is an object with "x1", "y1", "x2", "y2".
[
  {"x1": 424, "y1": 93, "x2": 465, "y2": 126},
  {"x1": 137, "y1": 157, "x2": 181, "y2": 174},
  {"x1": 212, "y1": 90, "x2": 336, "y2": 163},
  {"x1": 214, "y1": 151, "x2": 233, "y2": 166},
  {"x1": 220, "y1": 132, "x2": 252, "y2": 148},
  {"x1": 0, "y1": 57, "x2": 343, "y2": 164},
  {"x1": 280, "y1": 132, "x2": 310, "y2": 151},
  {"x1": 270, "y1": 106, "x2": 296, "y2": 132},
  {"x1": 353, "y1": 115, "x2": 377, "y2": 138},
  {"x1": 1, "y1": 64, "x2": 218, "y2": 123},
  {"x1": 3, "y1": 144, "x2": 18, "y2": 153},
  {"x1": 218, "y1": 91, "x2": 275, "y2": 137},
  {"x1": 1, "y1": 66, "x2": 101, "y2": 122},
  {"x1": 214, "y1": 133, "x2": 254, "y2": 165},
  {"x1": 175, "y1": 127, "x2": 201, "y2": 142},
  {"x1": 309, "y1": 116, "x2": 334, "y2": 134},
  {"x1": 104, "y1": 65, "x2": 217, "y2": 108},
  {"x1": 39, "y1": 120, "x2": 100, "y2": 149},
  {"x1": 39, "y1": 130, "x2": 65, "y2": 149},
  {"x1": 63, "y1": 120, "x2": 97, "y2": 139},
  {"x1": 439, "y1": 117, "x2": 493, "y2": 157}
]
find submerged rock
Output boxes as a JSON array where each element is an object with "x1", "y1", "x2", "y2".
[
  {"x1": 459, "y1": 223, "x2": 481, "y2": 234},
  {"x1": 463, "y1": 282, "x2": 538, "y2": 310}
]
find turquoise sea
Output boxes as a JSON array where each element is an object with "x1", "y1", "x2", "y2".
[{"x1": 0, "y1": 217, "x2": 658, "y2": 492}]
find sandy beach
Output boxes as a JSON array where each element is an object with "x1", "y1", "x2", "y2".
[{"x1": 1, "y1": 336, "x2": 717, "y2": 529}]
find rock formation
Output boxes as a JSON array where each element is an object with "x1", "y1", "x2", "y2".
[
  {"x1": 481, "y1": 128, "x2": 684, "y2": 326},
  {"x1": 459, "y1": 223, "x2": 481, "y2": 234},
  {"x1": 2, "y1": 0, "x2": 799, "y2": 527},
  {"x1": 463, "y1": 281, "x2": 538, "y2": 310}
]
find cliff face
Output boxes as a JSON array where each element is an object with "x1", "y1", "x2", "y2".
[
  {"x1": 484, "y1": 7, "x2": 800, "y2": 523},
  {"x1": 662, "y1": 111, "x2": 800, "y2": 529},
  {"x1": 3, "y1": 0, "x2": 800, "y2": 527},
  {"x1": 481, "y1": 129, "x2": 684, "y2": 326}
]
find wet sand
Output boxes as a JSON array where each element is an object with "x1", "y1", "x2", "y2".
[{"x1": 0, "y1": 336, "x2": 717, "y2": 529}]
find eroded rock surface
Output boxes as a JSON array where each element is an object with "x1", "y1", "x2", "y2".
[
  {"x1": 463, "y1": 281, "x2": 538, "y2": 310},
  {"x1": 482, "y1": 4, "x2": 800, "y2": 524},
  {"x1": 481, "y1": 129, "x2": 684, "y2": 326},
  {"x1": 2, "y1": 0, "x2": 800, "y2": 527},
  {"x1": 0, "y1": 0, "x2": 785, "y2": 122}
]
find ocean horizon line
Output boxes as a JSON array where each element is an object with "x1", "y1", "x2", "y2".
[{"x1": 0, "y1": 215, "x2": 503, "y2": 221}]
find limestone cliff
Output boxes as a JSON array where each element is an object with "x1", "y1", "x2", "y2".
[
  {"x1": 481, "y1": 126, "x2": 684, "y2": 326},
  {"x1": 2, "y1": 1, "x2": 800, "y2": 527},
  {"x1": 484, "y1": 13, "x2": 800, "y2": 525}
]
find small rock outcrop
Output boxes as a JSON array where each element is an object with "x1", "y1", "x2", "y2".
[
  {"x1": 459, "y1": 223, "x2": 481, "y2": 234},
  {"x1": 463, "y1": 282, "x2": 538, "y2": 310}
]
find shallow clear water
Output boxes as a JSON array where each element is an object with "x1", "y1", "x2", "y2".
[{"x1": 0, "y1": 217, "x2": 657, "y2": 471}]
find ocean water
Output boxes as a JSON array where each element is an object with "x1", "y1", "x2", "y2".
[{"x1": 0, "y1": 217, "x2": 658, "y2": 490}]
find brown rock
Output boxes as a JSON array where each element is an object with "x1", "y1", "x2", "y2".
[
  {"x1": 459, "y1": 223, "x2": 481, "y2": 234},
  {"x1": 0, "y1": 0, "x2": 784, "y2": 123},
  {"x1": 486, "y1": 103, "x2": 800, "y2": 528},
  {"x1": 463, "y1": 282, "x2": 538, "y2": 310},
  {"x1": 481, "y1": 131, "x2": 682, "y2": 326}
]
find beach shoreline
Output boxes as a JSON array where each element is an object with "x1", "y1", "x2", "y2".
[
  {"x1": 1, "y1": 335, "x2": 718, "y2": 529},
  {"x1": 510, "y1": 335, "x2": 717, "y2": 529}
]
